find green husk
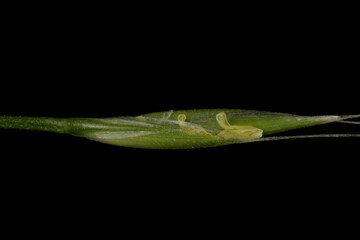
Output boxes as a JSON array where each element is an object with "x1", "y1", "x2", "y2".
[{"x1": 0, "y1": 109, "x2": 359, "y2": 149}]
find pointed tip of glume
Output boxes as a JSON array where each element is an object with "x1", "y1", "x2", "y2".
[
  {"x1": 294, "y1": 115, "x2": 341, "y2": 123},
  {"x1": 309, "y1": 115, "x2": 341, "y2": 122}
]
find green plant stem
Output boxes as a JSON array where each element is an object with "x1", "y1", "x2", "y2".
[{"x1": 0, "y1": 116, "x2": 66, "y2": 133}]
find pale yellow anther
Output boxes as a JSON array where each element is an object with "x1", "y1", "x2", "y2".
[
  {"x1": 216, "y1": 112, "x2": 232, "y2": 129},
  {"x1": 177, "y1": 113, "x2": 211, "y2": 136},
  {"x1": 177, "y1": 114, "x2": 187, "y2": 122},
  {"x1": 176, "y1": 112, "x2": 263, "y2": 140},
  {"x1": 216, "y1": 112, "x2": 263, "y2": 140}
]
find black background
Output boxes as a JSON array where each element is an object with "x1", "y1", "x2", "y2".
[{"x1": 1, "y1": 3, "x2": 359, "y2": 234}]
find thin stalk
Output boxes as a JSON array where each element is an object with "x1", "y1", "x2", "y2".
[
  {"x1": 339, "y1": 114, "x2": 360, "y2": 121},
  {"x1": 253, "y1": 134, "x2": 360, "y2": 143},
  {"x1": 0, "y1": 116, "x2": 66, "y2": 134},
  {"x1": 339, "y1": 121, "x2": 360, "y2": 125}
]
